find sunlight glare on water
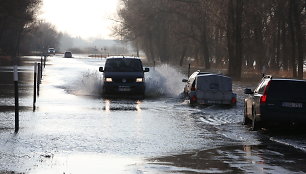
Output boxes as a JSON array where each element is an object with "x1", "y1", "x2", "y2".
[{"x1": 30, "y1": 153, "x2": 143, "y2": 174}]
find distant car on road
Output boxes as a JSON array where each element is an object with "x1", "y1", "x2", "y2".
[
  {"x1": 244, "y1": 75, "x2": 306, "y2": 130},
  {"x1": 64, "y1": 51, "x2": 72, "y2": 58},
  {"x1": 182, "y1": 71, "x2": 237, "y2": 106},
  {"x1": 99, "y1": 56, "x2": 149, "y2": 97},
  {"x1": 48, "y1": 48, "x2": 55, "y2": 55}
]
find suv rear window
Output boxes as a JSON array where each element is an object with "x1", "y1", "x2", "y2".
[
  {"x1": 105, "y1": 58, "x2": 143, "y2": 72},
  {"x1": 267, "y1": 80, "x2": 306, "y2": 100}
]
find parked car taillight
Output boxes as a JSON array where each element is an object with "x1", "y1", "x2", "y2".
[
  {"x1": 231, "y1": 97, "x2": 237, "y2": 104},
  {"x1": 190, "y1": 95, "x2": 197, "y2": 103}
]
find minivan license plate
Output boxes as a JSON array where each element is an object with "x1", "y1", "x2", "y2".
[
  {"x1": 282, "y1": 102, "x2": 303, "y2": 108},
  {"x1": 118, "y1": 86, "x2": 131, "y2": 92}
]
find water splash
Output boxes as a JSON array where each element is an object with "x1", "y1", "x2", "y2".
[
  {"x1": 66, "y1": 64, "x2": 185, "y2": 98},
  {"x1": 67, "y1": 70, "x2": 103, "y2": 96},
  {"x1": 145, "y1": 64, "x2": 185, "y2": 98}
]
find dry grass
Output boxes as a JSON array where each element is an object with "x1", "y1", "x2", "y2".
[
  {"x1": 241, "y1": 68, "x2": 306, "y2": 80},
  {"x1": 180, "y1": 64, "x2": 306, "y2": 82}
]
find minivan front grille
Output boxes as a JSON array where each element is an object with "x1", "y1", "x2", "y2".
[{"x1": 112, "y1": 78, "x2": 136, "y2": 83}]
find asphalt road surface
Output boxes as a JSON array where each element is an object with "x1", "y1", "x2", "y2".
[{"x1": 0, "y1": 55, "x2": 306, "y2": 174}]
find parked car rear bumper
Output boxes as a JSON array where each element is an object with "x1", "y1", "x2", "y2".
[{"x1": 192, "y1": 92, "x2": 237, "y2": 105}]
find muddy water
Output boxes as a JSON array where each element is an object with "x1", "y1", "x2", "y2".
[{"x1": 0, "y1": 55, "x2": 306, "y2": 174}]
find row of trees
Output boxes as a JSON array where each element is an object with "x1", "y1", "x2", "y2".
[
  {"x1": 115, "y1": 0, "x2": 305, "y2": 79},
  {"x1": 0, "y1": 0, "x2": 40, "y2": 57},
  {"x1": 0, "y1": 0, "x2": 61, "y2": 61},
  {"x1": 21, "y1": 21, "x2": 61, "y2": 54}
]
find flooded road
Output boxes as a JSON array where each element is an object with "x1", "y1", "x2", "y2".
[{"x1": 0, "y1": 55, "x2": 306, "y2": 174}]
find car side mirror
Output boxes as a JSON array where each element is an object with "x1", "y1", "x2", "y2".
[
  {"x1": 182, "y1": 79, "x2": 188, "y2": 83},
  {"x1": 144, "y1": 67, "x2": 150, "y2": 72},
  {"x1": 244, "y1": 88, "x2": 254, "y2": 94},
  {"x1": 99, "y1": 67, "x2": 104, "y2": 72}
]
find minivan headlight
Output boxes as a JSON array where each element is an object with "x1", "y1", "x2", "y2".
[
  {"x1": 105, "y1": 78, "x2": 113, "y2": 82},
  {"x1": 136, "y1": 78, "x2": 144, "y2": 82}
]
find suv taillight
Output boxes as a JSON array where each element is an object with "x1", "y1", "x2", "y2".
[
  {"x1": 260, "y1": 95, "x2": 267, "y2": 104},
  {"x1": 260, "y1": 81, "x2": 271, "y2": 104}
]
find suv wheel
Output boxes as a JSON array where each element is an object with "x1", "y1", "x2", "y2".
[
  {"x1": 251, "y1": 109, "x2": 261, "y2": 131},
  {"x1": 243, "y1": 105, "x2": 251, "y2": 125}
]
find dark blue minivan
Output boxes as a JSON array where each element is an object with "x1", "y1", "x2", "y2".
[{"x1": 99, "y1": 57, "x2": 149, "y2": 97}]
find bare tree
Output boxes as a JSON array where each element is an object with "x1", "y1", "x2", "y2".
[{"x1": 114, "y1": 0, "x2": 305, "y2": 79}]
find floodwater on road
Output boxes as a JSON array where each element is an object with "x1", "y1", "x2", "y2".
[{"x1": 0, "y1": 55, "x2": 306, "y2": 174}]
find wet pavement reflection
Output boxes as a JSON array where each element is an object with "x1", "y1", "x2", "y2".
[
  {"x1": 0, "y1": 55, "x2": 306, "y2": 173},
  {"x1": 147, "y1": 144, "x2": 306, "y2": 174}
]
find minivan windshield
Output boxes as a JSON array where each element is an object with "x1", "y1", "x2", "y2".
[
  {"x1": 104, "y1": 58, "x2": 143, "y2": 72},
  {"x1": 267, "y1": 80, "x2": 306, "y2": 100}
]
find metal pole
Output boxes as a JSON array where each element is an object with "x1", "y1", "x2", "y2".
[
  {"x1": 37, "y1": 63, "x2": 41, "y2": 96},
  {"x1": 13, "y1": 65, "x2": 19, "y2": 132},
  {"x1": 43, "y1": 55, "x2": 46, "y2": 68},
  {"x1": 33, "y1": 63, "x2": 37, "y2": 111},
  {"x1": 40, "y1": 57, "x2": 43, "y2": 79}
]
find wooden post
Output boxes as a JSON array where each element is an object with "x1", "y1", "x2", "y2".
[
  {"x1": 188, "y1": 63, "x2": 191, "y2": 78},
  {"x1": 13, "y1": 65, "x2": 19, "y2": 132},
  {"x1": 33, "y1": 63, "x2": 37, "y2": 111}
]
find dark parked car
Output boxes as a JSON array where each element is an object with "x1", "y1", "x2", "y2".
[
  {"x1": 64, "y1": 51, "x2": 72, "y2": 58},
  {"x1": 99, "y1": 57, "x2": 149, "y2": 97},
  {"x1": 244, "y1": 75, "x2": 306, "y2": 130}
]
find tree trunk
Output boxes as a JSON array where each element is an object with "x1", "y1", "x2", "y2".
[
  {"x1": 227, "y1": 0, "x2": 243, "y2": 80},
  {"x1": 273, "y1": 20, "x2": 281, "y2": 71},
  {"x1": 201, "y1": 19, "x2": 210, "y2": 70},
  {"x1": 234, "y1": 0, "x2": 243, "y2": 79},
  {"x1": 179, "y1": 46, "x2": 187, "y2": 66},
  {"x1": 227, "y1": 0, "x2": 235, "y2": 76},
  {"x1": 289, "y1": 0, "x2": 297, "y2": 78},
  {"x1": 254, "y1": 20, "x2": 265, "y2": 73},
  {"x1": 291, "y1": 0, "x2": 304, "y2": 79},
  {"x1": 148, "y1": 33, "x2": 155, "y2": 64},
  {"x1": 135, "y1": 41, "x2": 140, "y2": 57},
  {"x1": 281, "y1": 20, "x2": 289, "y2": 71}
]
